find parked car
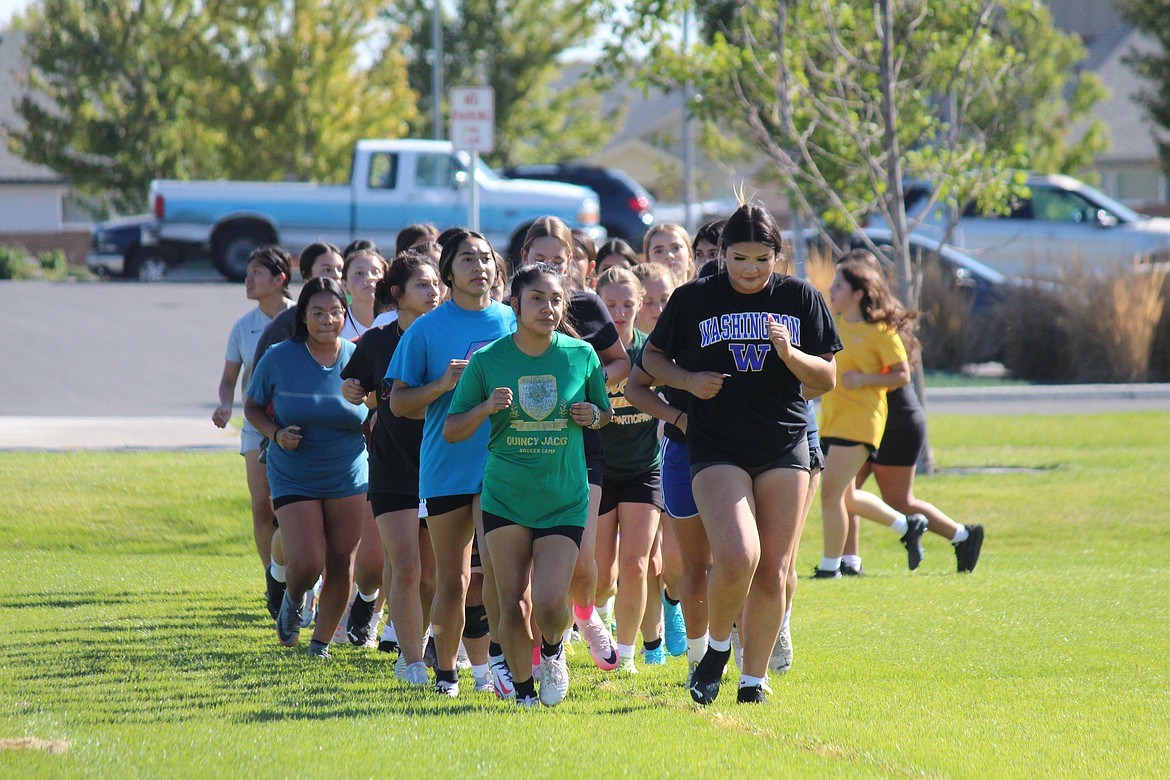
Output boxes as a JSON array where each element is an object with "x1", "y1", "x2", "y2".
[
  {"x1": 500, "y1": 164, "x2": 654, "y2": 247},
  {"x1": 872, "y1": 173, "x2": 1170, "y2": 278},
  {"x1": 151, "y1": 139, "x2": 605, "y2": 281},
  {"x1": 87, "y1": 215, "x2": 175, "y2": 282}
]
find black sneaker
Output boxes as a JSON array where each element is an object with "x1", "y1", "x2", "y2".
[
  {"x1": 736, "y1": 684, "x2": 767, "y2": 704},
  {"x1": 307, "y1": 639, "x2": 332, "y2": 659},
  {"x1": 276, "y1": 591, "x2": 302, "y2": 647},
  {"x1": 378, "y1": 638, "x2": 400, "y2": 655},
  {"x1": 839, "y1": 562, "x2": 865, "y2": 577},
  {"x1": 688, "y1": 648, "x2": 729, "y2": 705},
  {"x1": 346, "y1": 594, "x2": 377, "y2": 646},
  {"x1": 812, "y1": 566, "x2": 841, "y2": 579},
  {"x1": 901, "y1": 514, "x2": 928, "y2": 570},
  {"x1": 264, "y1": 566, "x2": 286, "y2": 620},
  {"x1": 955, "y1": 524, "x2": 985, "y2": 573}
]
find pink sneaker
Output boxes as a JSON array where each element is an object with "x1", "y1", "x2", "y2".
[{"x1": 580, "y1": 608, "x2": 620, "y2": 671}]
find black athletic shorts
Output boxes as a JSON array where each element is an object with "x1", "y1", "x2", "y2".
[
  {"x1": 690, "y1": 436, "x2": 810, "y2": 480},
  {"x1": 369, "y1": 491, "x2": 421, "y2": 518},
  {"x1": 422, "y1": 493, "x2": 474, "y2": 518},
  {"x1": 598, "y1": 469, "x2": 665, "y2": 516},
  {"x1": 809, "y1": 445, "x2": 825, "y2": 474},
  {"x1": 584, "y1": 427, "x2": 605, "y2": 488},
  {"x1": 871, "y1": 412, "x2": 927, "y2": 468},
  {"x1": 273, "y1": 494, "x2": 316, "y2": 511},
  {"x1": 820, "y1": 436, "x2": 878, "y2": 459},
  {"x1": 481, "y1": 510, "x2": 584, "y2": 547}
]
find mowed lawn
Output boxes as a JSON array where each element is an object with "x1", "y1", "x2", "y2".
[{"x1": 1, "y1": 412, "x2": 1168, "y2": 778}]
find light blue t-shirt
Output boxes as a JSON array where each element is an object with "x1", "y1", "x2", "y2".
[
  {"x1": 248, "y1": 339, "x2": 369, "y2": 500},
  {"x1": 385, "y1": 299, "x2": 516, "y2": 498}
]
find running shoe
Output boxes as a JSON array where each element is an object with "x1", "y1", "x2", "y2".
[
  {"x1": 331, "y1": 596, "x2": 351, "y2": 644},
  {"x1": 532, "y1": 645, "x2": 543, "y2": 683},
  {"x1": 307, "y1": 639, "x2": 332, "y2": 659},
  {"x1": 736, "y1": 683, "x2": 766, "y2": 704},
  {"x1": 812, "y1": 567, "x2": 842, "y2": 579},
  {"x1": 688, "y1": 648, "x2": 729, "y2": 706},
  {"x1": 902, "y1": 514, "x2": 929, "y2": 570},
  {"x1": 264, "y1": 566, "x2": 286, "y2": 621},
  {"x1": 839, "y1": 562, "x2": 865, "y2": 576},
  {"x1": 580, "y1": 608, "x2": 620, "y2": 671},
  {"x1": 730, "y1": 626, "x2": 744, "y2": 671},
  {"x1": 662, "y1": 594, "x2": 687, "y2": 656},
  {"x1": 434, "y1": 678, "x2": 460, "y2": 698},
  {"x1": 456, "y1": 641, "x2": 471, "y2": 670},
  {"x1": 276, "y1": 591, "x2": 302, "y2": 647},
  {"x1": 378, "y1": 622, "x2": 399, "y2": 655},
  {"x1": 346, "y1": 595, "x2": 378, "y2": 647},
  {"x1": 490, "y1": 657, "x2": 516, "y2": 699},
  {"x1": 404, "y1": 661, "x2": 429, "y2": 686},
  {"x1": 955, "y1": 524, "x2": 985, "y2": 573},
  {"x1": 644, "y1": 645, "x2": 667, "y2": 666},
  {"x1": 770, "y1": 624, "x2": 793, "y2": 675},
  {"x1": 473, "y1": 670, "x2": 495, "y2": 693},
  {"x1": 515, "y1": 694, "x2": 540, "y2": 708},
  {"x1": 301, "y1": 578, "x2": 321, "y2": 629},
  {"x1": 618, "y1": 655, "x2": 638, "y2": 674},
  {"x1": 538, "y1": 648, "x2": 570, "y2": 707},
  {"x1": 394, "y1": 654, "x2": 408, "y2": 680}
]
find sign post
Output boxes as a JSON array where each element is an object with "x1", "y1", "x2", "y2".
[{"x1": 449, "y1": 87, "x2": 495, "y2": 232}]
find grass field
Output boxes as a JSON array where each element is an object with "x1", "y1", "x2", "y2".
[{"x1": 2, "y1": 413, "x2": 1168, "y2": 778}]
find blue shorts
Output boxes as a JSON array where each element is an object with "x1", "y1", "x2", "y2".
[{"x1": 660, "y1": 437, "x2": 698, "y2": 519}]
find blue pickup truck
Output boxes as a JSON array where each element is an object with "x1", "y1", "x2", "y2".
[{"x1": 149, "y1": 139, "x2": 605, "y2": 281}]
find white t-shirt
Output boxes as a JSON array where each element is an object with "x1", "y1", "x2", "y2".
[
  {"x1": 225, "y1": 301, "x2": 294, "y2": 430},
  {"x1": 371, "y1": 310, "x2": 399, "y2": 329}
]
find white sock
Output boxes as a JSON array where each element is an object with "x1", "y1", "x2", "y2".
[
  {"x1": 617, "y1": 643, "x2": 635, "y2": 660},
  {"x1": 842, "y1": 554, "x2": 862, "y2": 570},
  {"x1": 269, "y1": 560, "x2": 286, "y2": 583},
  {"x1": 686, "y1": 634, "x2": 709, "y2": 664},
  {"x1": 708, "y1": 635, "x2": 731, "y2": 653},
  {"x1": 472, "y1": 663, "x2": 490, "y2": 682},
  {"x1": 820, "y1": 556, "x2": 841, "y2": 573},
  {"x1": 951, "y1": 525, "x2": 970, "y2": 544},
  {"x1": 358, "y1": 589, "x2": 379, "y2": 603},
  {"x1": 381, "y1": 621, "x2": 396, "y2": 641},
  {"x1": 739, "y1": 674, "x2": 764, "y2": 688},
  {"x1": 596, "y1": 601, "x2": 613, "y2": 620},
  {"x1": 889, "y1": 513, "x2": 909, "y2": 535}
]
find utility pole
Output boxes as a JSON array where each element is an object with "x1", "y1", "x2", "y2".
[
  {"x1": 681, "y1": 1, "x2": 694, "y2": 233},
  {"x1": 432, "y1": 1, "x2": 443, "y2": 139}
]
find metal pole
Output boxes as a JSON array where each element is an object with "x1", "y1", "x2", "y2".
[
  {"x1": 432, "y1": 1, "x2": 443, "y2": 140},
  {"x1": 470, "y1": 152, "x2": 480, "y2": 231},
  {"x1": 681, "y1": 2, "x2": 694, "y2": 233}
]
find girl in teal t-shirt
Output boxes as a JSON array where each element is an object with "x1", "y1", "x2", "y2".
[{"x1": 446, "y1": 264, "x2": 611, "y2": 708}]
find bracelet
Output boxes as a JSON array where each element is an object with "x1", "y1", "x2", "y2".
[
  {"x1": 587, "y1": 404, "x2": 603, "y2": 430},
  {"x1": 672, "y1": 410, "x2": 684, "y2": 427},
  {"x1": 272, "y1": 426, "x2": 284, "y2": 442}
]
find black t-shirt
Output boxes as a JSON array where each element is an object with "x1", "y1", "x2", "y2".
[
  {"x1": 340, "y1": 324, "x2": 424, "y2": 495},
  {"x1": 253, "y1": 306, "x2": 298, "y2": 367},
  {"x1": 568, "y1": 289, "x2": 620, "y2": 353},
  {"x1": 648, "y1": 272, "x2": 842, "y2": 466}
]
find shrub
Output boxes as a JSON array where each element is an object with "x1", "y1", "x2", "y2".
[
  {"x1": 0, "y1": 245, "x2": 34, "y2": 280},
  {"x1": 37, "y1": 249, "x2": 69, "y2": 278},
  {"x1": 1149, "y1": 275, "x2": 1170, "y2": 381}
]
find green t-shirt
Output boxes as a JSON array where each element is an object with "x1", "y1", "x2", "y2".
[
  {"x1": 601, "y1": 329, "x2": 663, "y2": 480},
  {"x1": 449, "y1": 332, "x2": 610, "y2": 528}
]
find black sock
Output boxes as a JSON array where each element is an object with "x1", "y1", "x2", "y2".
[
  {"x1": 308, "y1": 639, "x2": 329, "y2": 653},
  {"x1": 664, "y1": 591, "x2": 680, "y2": 607},
  {"x1": 489, "y1": 641, "x2": 503, "y2": 658},
  {"x1": 435, "y1": 667, "x2": 458, "y2": 683},
  {"x1": 541, "y1": 638, "x2": 562, "y2": 658},
  {"x1": 697, "y1": 646, "x2": 731, "y2": 677},
  {"x1": 515, "y1": 677, "x2": 536, "y2": 699},
  {"x1": 644, "y1": 637, "x2": 662, "y2": 652}
]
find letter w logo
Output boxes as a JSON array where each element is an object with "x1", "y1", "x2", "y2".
[{"x1": 729, "y1": 343, "x2": 771, "y2": 372}]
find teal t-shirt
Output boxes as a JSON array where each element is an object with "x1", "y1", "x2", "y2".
[
  {"x1": 448, "y1": 332, "x2": 610, "y2": 528},
  {"x1": 601, "y1": 329, "x2": 663, "y2": 480}
]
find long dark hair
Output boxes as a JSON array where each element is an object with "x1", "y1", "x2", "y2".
[
  {"x1": 839, "y1": 250, "x2": 921, "y2": 364},
  {"x1": 377, "y1": 249, "x2": 439, "y2": 308},
  {"x1": 509, "y1": 263, "x2": 580, "y2": 339},
  {"x1": 722, "y1": 200, "x2": 791, "y2": 274},
  {"x1": 292, "y1": 277, "x2": 348, "y2": 343}
]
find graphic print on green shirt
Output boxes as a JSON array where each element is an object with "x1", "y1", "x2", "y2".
[{"x1": 601, "y1": 329, "x2": 662, "y2": 480}]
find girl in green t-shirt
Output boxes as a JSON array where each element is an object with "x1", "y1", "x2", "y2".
[{"x1": 445, "y1": 264, "x2": 612, "y2": 708}]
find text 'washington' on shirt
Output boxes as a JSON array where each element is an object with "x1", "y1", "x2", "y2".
[
  {"x1": 384, "y1": 299, "x2": 517, "y2": 499},
  {"x1": 448, "y1": 332, "x2": 610, "y2": 529},
  {"x1": 602, "y1": 329, "x2": 662, "y2": 479},
  {"x1": 648, "y1": 272, "x2": 842, "y2": 466},
  {"x1": 247, "y1": 339, "x2": 368, "y2": 500},
  {"x1": 340, "y1": 324, "x2": 423, "y2": 496}
]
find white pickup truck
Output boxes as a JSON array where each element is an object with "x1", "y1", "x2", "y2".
[{"x1": 150, "y1": 139, "x2": 605, "y2": 280}]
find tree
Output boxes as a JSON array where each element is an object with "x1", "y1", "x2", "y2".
[
  {"x1": 1121, "y1": 0, "x2": 1170, "y2": 175},
  {"x1": 6, "y1": 0, "x2": 416, "y2": 213},
  {"x1": 383, "y1": 0, "x2": 621, "y2": 167}
]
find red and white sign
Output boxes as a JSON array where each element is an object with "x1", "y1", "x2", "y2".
[{"x1": 450, "y1": 87, "x2": 495, "y2": 153}]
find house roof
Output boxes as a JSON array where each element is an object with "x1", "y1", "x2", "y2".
[{"x1": 0, "y1": 30, "x2": 66, "y2": 184}]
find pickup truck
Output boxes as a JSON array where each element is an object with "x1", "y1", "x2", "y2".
[{"x1": 150, "y1": 139, "x2": 605, "y2": 281}]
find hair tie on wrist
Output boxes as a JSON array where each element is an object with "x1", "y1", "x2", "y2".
[{"x1": 673, "y1": 410, "x2": 684, "y2": 427}]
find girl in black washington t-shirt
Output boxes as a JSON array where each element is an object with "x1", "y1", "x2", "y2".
[{"x1": 640, "y1": 201, "x2": 841, "y2": 706}]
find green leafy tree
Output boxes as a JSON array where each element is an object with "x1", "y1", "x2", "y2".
[
  {"x1": 383, "y1": 0, "x2": 620, "y2": 167},
  {"x1": 6, "y1": 0, "x2": 416, "y2": 212},
  {"x1": 1120, "y1": 0, "x2": 1170, "y2": 175}
]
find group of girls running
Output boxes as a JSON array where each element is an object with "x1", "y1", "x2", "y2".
[{"x1": 213, "y1": 198, "x2": 983, "y2": 708}]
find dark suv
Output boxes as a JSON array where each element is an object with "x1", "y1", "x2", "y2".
[{"x1": 501, "y1": 164, "x2": 654, "y2": 247}]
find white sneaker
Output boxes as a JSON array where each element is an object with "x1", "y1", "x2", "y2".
[
  {"x1": 730, "y1": 626, "x2": 743, "y2": 671},
  {"x1": 473, "y1": 670, "x2": 494, "y2": 693},
  {"x1": 456, "y1": 641, "x2": 471, "y2": 670},
  {"x1": 618, "y1": 655, "x2": 638, "y2": 674},
  {"x1": 538, "y1": 648, "x2": 570, "y2": 707},
  {"x1": 301, "y1": 577, "x2": 322, "y2": 629},
  {"x1": 394, "y1": 654, "x2": 408, "y2": 680},
  {"x1": 404, "y1": 661, "x2": 429, "y2": 686},
  {"x1": 770, "y1": 624, "x2": 793, "y2": 675},
  {"x1": 515, "y1": 694, "x2": 540, "y2": 708},
  {"x1": 490, "y1": 657, "x2": 515, "y2": 699},
  {"x1": 434, "y1": 678, "x2": 459, "y2": 698}
]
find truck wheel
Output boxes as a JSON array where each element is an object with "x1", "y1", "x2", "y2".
[
  {"x1": 216, "y1": 228, "x2": 266, "y2": 282},
  {"x1": 125, "y1": 246, "x2": 173, "y2": 283}
]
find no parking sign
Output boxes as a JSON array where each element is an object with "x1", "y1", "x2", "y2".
[{"x1": 450, "y1": 87, "x2": 495, "y2": 153}]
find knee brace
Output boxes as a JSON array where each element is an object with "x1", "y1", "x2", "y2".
[{"x1": 463, "y1": 603, "x2": 489, "y2": 639}]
